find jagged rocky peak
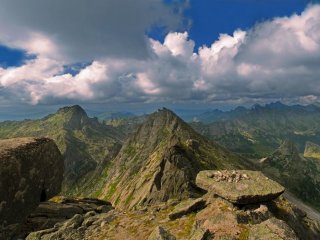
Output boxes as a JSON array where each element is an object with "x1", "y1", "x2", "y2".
[
  {"x1": 148, "y1": 107, "x2": 188, "y2": 131},
  {"x1": 278, "y1": 140, "x2": 300, "y2": 156},
  {"x1": 56, "y1": 105, "x2": 90, "y2": 129},
  {"x1": 98, "y1": 108, "x2": 249, "y2": 210},
  {"x1": 57, "y1": 105, "x2": 88, "y2": 117},
  {"x1": 128, "y1": 107, "x2": 195, "y2": 149}
]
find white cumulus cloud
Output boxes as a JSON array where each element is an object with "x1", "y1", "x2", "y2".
[{"x1": 1, "y1": 4, "x2": 320, "y2": 106}]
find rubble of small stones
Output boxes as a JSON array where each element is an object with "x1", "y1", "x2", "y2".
[
  {"x1": 207, "y1": 170, "x2": 250, "y2": 183},
  {"x1": 196, "y1": 170, "x2": 285, "y2": 204}
]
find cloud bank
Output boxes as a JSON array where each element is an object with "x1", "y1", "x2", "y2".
[
  {"x1": 0, "y1": 4, "x2": 320, "y2": 106},
  {"x1": 0, "y1": 0, "x2": 186, "y2": 61}
]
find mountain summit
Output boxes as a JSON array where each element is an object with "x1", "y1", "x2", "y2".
[{"x1": 96, "y1": 108, "x2": 249, "y2": 209}]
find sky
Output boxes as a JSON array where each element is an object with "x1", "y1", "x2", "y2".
[{"x1": 0, "y1": 0, "x2": 320, "y2": 118}]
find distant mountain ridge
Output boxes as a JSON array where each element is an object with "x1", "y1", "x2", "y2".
[
  {"x1": 194, "y1": 101, "x2": 320, "y2": 123},
  {"x1": 191, "y1": 102, "x2": 320, "y2": 157}
]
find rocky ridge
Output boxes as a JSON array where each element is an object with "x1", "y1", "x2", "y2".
[{"x1": 95, "y1": 108, "x2": 251, "y2": 210}]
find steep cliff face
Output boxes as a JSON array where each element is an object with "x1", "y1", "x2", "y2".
[
  {"x1": 97, "y1": 108, "x2": 250, "y2": 209},
  {"x1": 0, "y1": 137, "x2": 63, "y2": 238}
]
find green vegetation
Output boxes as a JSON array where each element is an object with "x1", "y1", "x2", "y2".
[{"x1": 191, "y1": 103, "x2": 320, "y2": 158}]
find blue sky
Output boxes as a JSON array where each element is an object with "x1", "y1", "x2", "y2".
[
  {"x1": 0, "y1": 0, "x2": 319, "y2": 118},
  {"x1": 185, "y1": 0, "x2": 307, "y2": 49},
  {"x1": 1, "y1": 0, "x2": 309, "y2": 68}
]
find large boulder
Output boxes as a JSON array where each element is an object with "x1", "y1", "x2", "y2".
[
  {"x1": 0, "y1": 137, "x2": 64, "y2": 228},
  {"x1": 196, "y1": 170, "x2": 285, "y2": 204}
]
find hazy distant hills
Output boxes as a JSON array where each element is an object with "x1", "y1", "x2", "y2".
[
  {"x1": 191, "y1": 102, "x2": 320, "y2": 158},
  {"x1": 0, "y1": 105, "x2": 124, "y2": 194}
]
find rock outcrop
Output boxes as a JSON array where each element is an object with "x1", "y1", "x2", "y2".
[
  {"x1": 196, "y1": 170, "x2": 285, "y2": 204},
  {"x1": 186, "y1": 170, "x2": 319, "y2": 240},
  {"x1": 0, "y1": 137, "x2": 63, "y2": 238},
  {"x1": 24, "y1": 197, "x2": 114, "y2": 240},
  {"x1": 23, "y1": 171, "x2": 320, "y2": 239}
]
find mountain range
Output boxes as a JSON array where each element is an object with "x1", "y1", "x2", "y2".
[
  {"x1": 2, "y1": 103, "x2": 320, "y2": 239},
  {"x1": 191, "y1": 101, "x2": 320, "y2": 158}
]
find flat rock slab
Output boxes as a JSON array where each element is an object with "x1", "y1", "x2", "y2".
[
  {"x1": 168, "y1": 198, "x2": 206, "y2": 220},
  {"x1": 196, "y1": 170, "x2": 285, "y2": 204}
]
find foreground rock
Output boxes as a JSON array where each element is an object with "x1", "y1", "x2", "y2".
[
  {"x1": 196, "y1": 170, "x2": 285, "y2": 204},
  {"x1": 0, "y1": 138, "x2": 63, "y2": 238},
  {"x1": 25, "y1": 197, "x2": 114, "y2": 239},
  {"x1": 24, "y1": 187, "x2": 320, "y2": 239}
]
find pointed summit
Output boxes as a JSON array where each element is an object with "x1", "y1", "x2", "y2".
[
  {"x1": 56, "y1": 105, "x2": 89, "y2": 130},
  {"x1": 129, "y1": 107, "x2": 195, "y2": 147},
  {"x1": 57, "y1": 105, "x2": 88, "y2": 118}
]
